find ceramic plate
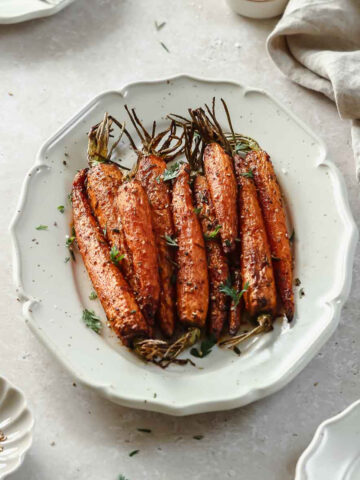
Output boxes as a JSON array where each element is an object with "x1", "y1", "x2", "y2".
[
  {"x1": 0, "y1": 0, "x2": 75, "y2": 24},
  {"x1": 10, "y1": 75, "x2": 358, "y2": 415},
  {"x1": 0, "y1": 377, "x2": 34, "y2": 479},
  {"x1": 295, "y1": 400, "x2": 360, "y2": 479}
]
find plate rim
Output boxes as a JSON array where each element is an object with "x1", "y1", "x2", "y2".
[
  {"x1": 10, "y1": 73, "x2": 359, "y2": 415},
  {"x1": 0, "y1": 376, "x2": 34, "y2": 480},
  {"x1": 294, "y1": 399, "x2": 360, "y2": 479},
  {"x1": 0, "y1": 0, "x2": 76, "y2": 24}
]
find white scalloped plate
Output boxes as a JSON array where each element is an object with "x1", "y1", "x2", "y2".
[
  {"x1": 0, "y1": 377, "x2": 34, "y2": 479},
  {"x1": 10, "y1": 75, "x2": 358, "y2": 415},
  {"x1": 0, "y1": 0, "x2": 75, "y2": 24},
  {"x1": 295, "y1": 400, "x2": 360, "y2": 480}
]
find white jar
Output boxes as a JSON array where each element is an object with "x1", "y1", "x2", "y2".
[{"x1": 226, "y1": 0, "x2": 289, "y2": 19}]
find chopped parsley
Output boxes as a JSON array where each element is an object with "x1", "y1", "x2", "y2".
[
  {"x1": 103, "y1": 224, "x2": 107, "y2": 237},
  {"x1": 219, "y1": 277, "x2": 249, "y2": 307},
  {"x1": 64, "y1": 256, "x2": 70, "y2": 263},
  {"x1": 155, "y1": 21, "x2": 166, "y2": 30},
  {"x1": 164, "y1": 234, "x2": 178, "y2": 248},
  {"x1": 57, "y1": 205, "x2": 65, "y2": 214},
  {"x1": 36, "y1": 225, "x2": 48, "y2": 231},
  {"x1": 118, "y1": 476, "x2": 129, "y2": 480},
  {"x1": 193, "y1": 206, "x2": 202, "y2": 215},
  {"x1": 110, "y1": 246, "x2": 125, "y2": 265},
  {"x1": 160, "y1": 41, "x2": 170, "y2": 53},
  {"x1": 82, "y1": 309, "x2": 102, "y2": 334},
  {"x1": 89, "y1": 291, "x2": 97, "y2": 300},
  {"x1": 290, "y1": 230, "x2": 295, "y2": 242},
  {"x1": 204, "y1": 224, "x2": 221, "y2": 240},
  {"x1": 137, "y1": 428, "x2": 151, "y2": 433},
  {"x1": 129, "y1": 450, "x2": 139, "y2": 457},
  {"x1": 65, "y1": 235, "x2": 75, "y2": 247},
  {"x1": 190, "y1": 334, "x2": 217, "y2": 358},
  {"x1": 193, "y1": 435, "x2": 204, "y2": 440}
]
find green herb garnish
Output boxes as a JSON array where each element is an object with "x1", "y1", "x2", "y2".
[
  {"x1": 82, "y1": 309, "x2": 102, "y2": 334},
  {"x1": 193, "y1": 207, "x2": 202, "y2": 215},
  {"x1": 103, "y1": 224, "x2": 107, "y2": 237},
  {"x1": 129, "y1": 450, "x2": 139, "y2": 457},
  {"x1": 160, "y1": 42, "x2": 170, "y2": 53},
  {"x1": 204, "y1": 225, "x2": 221, "y2": 240},
  {"x1": 219, "y1": 277, "x2": 249, "y2": 307},
  {"x1": 57, "y1": 205, "x2": 65, "y2": 214},
  {"x1": 36, "y1": 225, "x2": 48, "y2": 231},
  {"x1": 155, "y1": 21, "x2": 166, "y2": 30},
  {"x1": 161, "y1": 161, "x2": 184, "y2": 182},
  {"x1": 64, "y1": 257, "x2": 70, "y2": 263},
  {"x1": 89, "y1": 291, "x2": 97, "y2": 300},
  {"x1": 193, "y1": 435, "x2": 204, "y2": 440},
  {"x1": 240, "y1": 169, "x2": 254, "y2": 179},
  {"x1": 66, "y1": 235, "x2": 75, "y2": 247},
  {"x1": 190, "y1": 334, "x2": 217, "y2": 359},
  {"x1": 118, "y1": 475, "x2": 129, "y2": 480},
  {"x1": 137, "y1": 428, "x2": 151, "y2": 433},
  {"x1": 164, "y1": 234, "x2": 178, "y2": 248},
  {"x1": 110, "y1": 246, "x2": 125, "y2": 265},
  {"x1": 290, "y1": 230, "x2": 295, "y2": 242}
]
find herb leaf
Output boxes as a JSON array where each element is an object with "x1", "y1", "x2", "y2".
[
  {"x1": 110, "y1": 246, "x2": 125, "y2": 265},
  {"x1": 161, "y1": 161, "x2": 184, "y2": 182},
  {"x1": 235, "y1": 141, "x2": 252, "y2": 154},
  {"x1": 155, "y1": 21, "x2": 166, "y2": 31},
  {"x1": 190, "y1": 334, "x2": 217, "y2": 359},
  {"x1": 193, "y1": 435, "x2": 204, "y2": 440},
  {"x1": 137, "y1": 428, "x2": 151, "y2": 433},
  {"x1": 89, "y1": 291, "x2": 97, "y2": 300},
  {"x1": 193, "y1": 207, "x2": 202, "y2": 215},
  {"x1": 65, "y1": 235, "x2": 75, "y2": 247},
  {"x1": 164, "y1": 234, "x2": 178, "y2": 248},
  {"x1": 204, "y1": 225, "x2": 221, "y2": 240},
  {"x1": 160, "y1": 41, "x2": 170, "y2": 53},
  {"x1": 118, "y1": 476, "x2": 129, "y2": 480},
  {"x1": 129, "y1": 450, "x2": 139, "y2": 457},
  {"x1": 57, "y1": 205, "x2": 65, "y2": 214},
  {"x1": 219, "y1": 277, "x2": 249, "y2": 307},
  {"x1": 290, "y1": 230, "x2": 295, "y2": 242},
  {"x1": 82, "y1": 309, "x2": 102, "y2": 334},
  {"x1": 36, "y1": 225, "x2": 48, "y2": 231},
  {"x1": 239, "y1": 169, "x2": 254, "y2": 179}
]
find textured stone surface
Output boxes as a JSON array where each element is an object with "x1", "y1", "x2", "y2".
[{"x1": 0, "y1": 0, "x2": 359, "y2": 479}]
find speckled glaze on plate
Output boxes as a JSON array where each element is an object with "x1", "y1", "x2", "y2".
[
  {"x1": 10, "y1": 75, "x2": 358, "y2": 415},
  {"x1": 295, "y1": 400, "x2": 360, "y2": 480},
  {"x1": 0, "y1": 377, "x2": 34, "y2": 479},
  {"x1": 0, "y1": 0, "x2": 75, "y2": 24}
]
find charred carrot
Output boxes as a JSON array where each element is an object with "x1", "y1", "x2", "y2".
[
  {"x1": 72, "y1": 169, "x2": 149, "y2": 345},
  {"x1": 234, "y1": 154, "x2": 277, "y2": 317},
  {"x1": 246, "y1": 150, "x2": 294, "y2": 320},
  {"x1": 136, "y1": 154, "x2": 176, "y2": 337},
  {"x1": 172, "y1": 164, "x2": 209, "y2": 327},
  {"x1": 193, "y1": 174, "x2": 228, "y2": 338},
  {"x1": 228, "y1": 264, "x2": 242, "y2": 335},
  {"x1": 117, "y1": 180, "x2": 160, "y2": 324},
  {"x1": 203, "y1": 143, "x2": 238, "y2": 253}
]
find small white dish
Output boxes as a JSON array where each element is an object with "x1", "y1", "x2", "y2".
[
  {"x1": 295, "y1": 400, "x2": 360, "y2": 480},
  {"x1": 0, "y1": 377, "x2": 34, "y2": 479},
  {"x1": 10, "y1": 74, "x2": 358, "y2": 415},
  {"x1": 0, "y1": 0, "x2": 75, "y2": 24},
  {"x1": 226, "y1": 0, "x2": 289, "y2": 19}
]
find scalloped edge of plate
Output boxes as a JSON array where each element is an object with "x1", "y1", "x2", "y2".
[
  {"x1": 10, "y1": 74, "x2": 359, "y2": 415},
  {"x1": 0, "y1": 0, "x2": 75, "y2": 24},
  {"x1": 295, "y1": 399, "x2": 360, "y2": 480},
  {"x1": 0, "y1": 377, "x2": 34, "y2": 480}
]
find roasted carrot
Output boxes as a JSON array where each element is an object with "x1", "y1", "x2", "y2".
[
  {"x1": 172, "y1": 164, "x2": 209, "y2": 327},
  {"x1": 86, "y1": 163, "x2": 137, "y2": 290},
  {"x1": 72, "y1": 169, "x2": 149, "y2": 345},
  {"x1": 117, "y1": 180, "x2": 160, "y2": 324},
  {"x1": 234, "y1": 154, "x2": 277, "y2": 317},
  {"x1": 136, "y1": 154, "x2": 176, "y2": 337},
  {"x1": 246, "y1": 150, "x2": 294, "y2": 320},
  {"x1": 203, "y1": 143, "x2": 238, "y2": 254},
  {"x1": 228, "y1": 263, "x2": 242, "y2": 336},
  {"x1": 193, "y1": 174, "x2": 228, "y2": 338}
]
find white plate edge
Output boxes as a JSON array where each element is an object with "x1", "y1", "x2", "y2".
[
  {"x1": 0, "y1": 0, "x2": 75, "y2": 24},
  {"x1": 9, "y1": 73, "x2": 359, "y2": 415},
  {"x1": 294, "y1": 398, "x2": 360, "y2": 480}
]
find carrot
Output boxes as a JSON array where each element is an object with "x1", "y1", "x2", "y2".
[
  {"x1": 203, "y1": 143, "x2": 238, "y2": 254},
  {"x1": 172, "y1": 165, "x2": 209, "y2": 327},
  {"x1": 234, "y1": 154, "x2": 277, "y2": 317},
  {"x1": 228, "y1": 263, "x2": 243, "y2": 335},
  {"x1": 136, "y1": 154, "x2": 176, "y2": 337},
  {"x1": 193, "y1": 174, "x2": 229, "y2": 338},
  {"x1": 246, "y1": 150, "x2": 294, "y2": 320},
  {"x1": 117, "y1": 180, "x2": 160, "y2": 324},
  {"x1": 72, "y1": 169, "x2": 149, "y2": 345}
]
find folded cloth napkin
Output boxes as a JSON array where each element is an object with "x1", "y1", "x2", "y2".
[{"x1": 267, "y1": 0, "x2": 360, "y2": 179}]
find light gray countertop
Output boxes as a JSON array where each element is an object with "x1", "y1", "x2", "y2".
[{"x1": 1, "y1": 0, "x2": 359, "y2": 479}]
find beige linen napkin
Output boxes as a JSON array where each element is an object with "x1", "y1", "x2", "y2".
[{"x1": 267, "y1": 0, "x2": 360, "y2": 179}]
